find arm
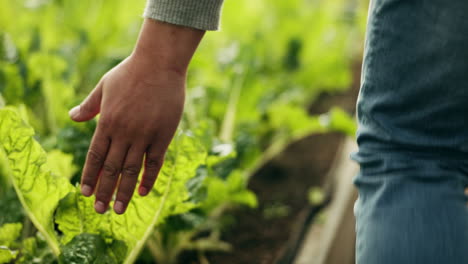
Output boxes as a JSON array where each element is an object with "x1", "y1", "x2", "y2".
[{"x1": 69, "y1": 18, "x2": 205, "y2": 214}]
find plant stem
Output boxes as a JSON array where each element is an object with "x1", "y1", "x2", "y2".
[{"x1": 219, "y1": 69, "x2": 246, "y2": 142}]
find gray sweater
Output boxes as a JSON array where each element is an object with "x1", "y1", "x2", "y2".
[{"x1": 144, "y1": 0, "x2": 225, "y2": 31}]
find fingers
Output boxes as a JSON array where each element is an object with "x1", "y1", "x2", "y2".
[
  {"x1": 138, "y1": 142, "x2": 166, "y2": 196},
  {"x1": 114, "y1": 145, "x2": 145, "y2": 214},
  {"x1": 81, "y1": 130, "x2": 110, "y2": 197},
  {"x1": 69, "y1": 81, "x2": 103, "y2": 122},
  {"x1": 94, "y1": 141, "x2": 129, "y2": 214}
]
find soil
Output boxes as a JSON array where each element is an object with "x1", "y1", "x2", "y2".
[{"x1": 179, "y1": 62, "x2": 361, "y2": 264}]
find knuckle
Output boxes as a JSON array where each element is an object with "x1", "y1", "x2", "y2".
[
  {"x1": 145, "y1": 157, "x2": 163, "y2": 170},
  {"x1": 87, "y1": 149, "x2": 105, "y2": 168},
  {"x1": 141, "y1": 177, "x2": 158, "y2": 189},
  {"x1": 116, "y1": 193, "x2": 131, "y2": 203},
  {"x1": 98, "y1": 117, "x2": 112, "y2": 130},
  {"x1": 122, "y1": 165, "x2": 140, "y2": 178},
  {"x1": 102, "y1": 163, "x2": 120, "y2": 178},
  {"x1": 99, "y1": 116, "x2": 128, "y2": 132},
  {"x1": 96, "y1": 192, "x2": 113, "y2": 201},
  {"x1": 143, "y1": 127, "x2": 159, "y2": 138}
]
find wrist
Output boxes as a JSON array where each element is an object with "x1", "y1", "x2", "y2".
[{"x1": 132, "y1": 19, "x2": 205, "y2": 75}]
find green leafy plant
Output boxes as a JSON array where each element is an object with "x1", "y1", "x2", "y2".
[
  {"x1": 0, "y1": 223, "x2": 23, "y2": 263},
  {"x1": 0, "y1": 107, "x2": 209, "y2": 263}
]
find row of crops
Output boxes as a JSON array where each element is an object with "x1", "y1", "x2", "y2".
[{"x1": 0, "y1": 0, "x2": 366, "y2": 263}]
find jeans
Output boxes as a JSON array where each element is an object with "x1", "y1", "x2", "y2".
[{"x1": 352, "y1": 0, "x2": 468, "y2": 263}]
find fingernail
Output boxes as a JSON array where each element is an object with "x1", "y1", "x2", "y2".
[
  {"x1": 114, "y1": 201, "x2": 125, "y2": 214},
  {"x1": 139, "y1": 186, "x2": 149, "y2": 196},
  {"x1": 81, "y1": 184, "x2": 93, "y2": 196},
  {"x1": 95, "y1": 201, "x2": 107, "y2": 213},
  {"x1": 69, "y1": 106, "x2": 80, "y2": 119}
]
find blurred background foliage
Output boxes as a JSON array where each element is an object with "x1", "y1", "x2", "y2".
[{"x1": 0, "y1": 0, "x2": 367, "y2": 263}]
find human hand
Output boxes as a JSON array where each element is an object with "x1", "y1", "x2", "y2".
[{"x1": 69, "y1": 19, "x2": 204, "y2": 214}]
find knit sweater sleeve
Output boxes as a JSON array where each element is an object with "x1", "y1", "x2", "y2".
[{"x1": 143, "y1": 0, "x2": 225, "y2": 31}]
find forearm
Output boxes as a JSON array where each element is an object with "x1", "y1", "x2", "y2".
[{"x1": 132, "y1": 19, "x2": 205, "y2": 76}]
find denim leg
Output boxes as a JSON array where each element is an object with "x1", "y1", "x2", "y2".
[
  {"x1": 353, "y1": 0, "x2": 468, "y2": 263},
  {"x1": 353, "y1": 155, "x2": 468, "y2": 264}
]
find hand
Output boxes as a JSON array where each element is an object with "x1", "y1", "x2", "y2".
[{"x1": 69, "y1": 19, "x2": 204, "y2": 214}]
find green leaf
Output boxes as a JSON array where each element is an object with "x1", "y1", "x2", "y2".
[
  {"x1": 58, "y1": 233, "x2": 121, "y2": 264},
  {"x1": 0, "y1": 223, "x2": 22, "y2": 264},
  {"x1": 0, "y1": 247, "x2": 17, "y2": 264},
  {"x1": 0, "y1": 108, "x2": 73, "y2": 255},
  {"x1": 46, "y1": 150, "x2": 77, "y2": 180},
  {"x1": 0, "y1": 223, "x2": 22, "y2": 247},
  {"x1": 202, "y1": 171, "x2": 257, "y2": 212},
  {"x1": 0, "y1": 94, "x2": 4, "y2": 108},
  {"x1": 268, "y1": 103, "x2": 324, "y2": 142},
  {"x1": 17, "y1": 234, "x2": 56, "y2": 264},
  {"x1": 185, "y1": 166, "x2": 208, "y2": 204},
  {"x1": 327, "y1": 107, "x2": 356, "y2": 137},
  {"x1": 0, "y1": 188, "x2": 25, "y2": 226},
  {"x1": 0, "y1": 63, "x2": 24, "y2": 104}
]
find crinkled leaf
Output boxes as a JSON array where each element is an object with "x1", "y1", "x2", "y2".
[
  {"x1": 46, "y1": 150, "x2": 77, "y2": 180},
  {"x1": 55, "y1": 121, "x2": 96, "y2": 177},
  {"x1": 0, "y1": 108, "x2": 73, "y2": 255},
  {"x1": 58, "y1": 233, "x2": 121, "y2": 264},
  {"x1": 0, "y1": 223, "x2": 21, "y2": 264},
  {"x1": 17, "y1": 233, "x2": 56, "y2": 264},
  {"x1": 0, "y1": 223, "x2": 22, "y2": 247},
  {"x1": 0, "y1": 247, "x2": 17, "y2": 264}
]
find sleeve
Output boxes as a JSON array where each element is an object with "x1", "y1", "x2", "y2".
[{"x1": 143, "y1": 0, "x2": 225, "y2": 31}]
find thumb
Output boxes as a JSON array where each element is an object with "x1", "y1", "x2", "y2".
[{"x1": 69, "y1": 82, "x2": 103, "y2": 122}]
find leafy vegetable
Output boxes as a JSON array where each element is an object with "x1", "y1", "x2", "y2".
[
  {"x1": 324, "y1": 107, "x2": 357, "y2": 137},
  {"x1": 17, "y1": 234, "x2": 56, "y2": 264},
  {"x1": 46, "y1": 150, "x2": 77, "y2": 180},
  {"x1": 0, "y1": 107, "x2": 73, "y2": 255},
  {"x1": 0, "y1": 248, "x2": 17, "y2": 264},
  {"x1": 0, "y1": 188, "x2": 25, "y2": 226},
  {"x1": 0, "y1": 223, "x2": 22, "y2": 247},
  {"x1": 55, "y1": 130, "x2": 207, "y2": 263},
  {"x1": 0, "y1": 223, "x2": 22, "y2": 264},
  {"x1": 58, "y1": 233, "x2": 124, "y2": 264},
  {"x1": 0, "y1": 107, "x2": 208, "y2": 263}
]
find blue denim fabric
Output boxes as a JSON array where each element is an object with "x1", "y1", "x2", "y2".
[{"x1": 352, "y1": 0, "x2": 468, "y2": 263}]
